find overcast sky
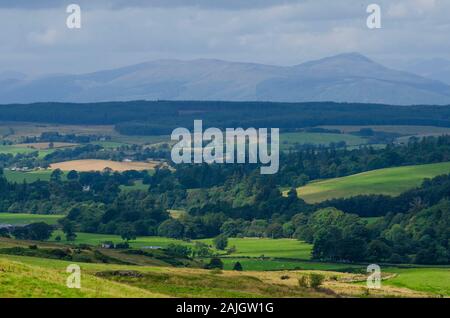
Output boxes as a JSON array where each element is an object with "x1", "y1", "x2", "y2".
[{"x1": 0, "y1": 0, "x2": 448, "y2": 75}]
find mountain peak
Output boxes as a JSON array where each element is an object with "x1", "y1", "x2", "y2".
[
  {"x1": 332, "y1": 52, "x2": 373, "y2": 62},
  {"x1": 1, "y1": 53, "x2": 450, "y2": 105}
]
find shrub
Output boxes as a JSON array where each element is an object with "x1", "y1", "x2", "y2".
[
  {"x1": 213, "y1": 234, "x2": 228, "y2": 251},
  {"x1": 204, "y1": 257, "x2": 224, "y2": 270},
  {"x1": 115, "y1": 242, "x2": 129, "y2": 249},
  {"x1": 298, "y1": 273, "x2": 325, "y2": 289},
  {"x1": 298, "y1": 275, "x2": 308, "y2": 288},
  {"x1": 233, "y1": 262, "x2": 243, "y2": 271},
  {"x1": 309, "y1": 273, "x2": 325, "y2": 289}
]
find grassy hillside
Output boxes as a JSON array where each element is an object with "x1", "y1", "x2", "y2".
[
  {"x1": 296, "y1": 162, "x2": 450, "y2": 203},
  {"x1": 1, "y1": 254, "x2": 442, "y2": 298},
  {"x1": 0, "y1": 236, "x2": 447, "y2": 297},
  {"x1": 0, "y1": 255, "x2": 329, "y2": 298}
]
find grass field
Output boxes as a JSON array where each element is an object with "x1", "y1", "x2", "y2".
[
  {"x1": 14, "y1": 142, "x2": 77, "y2": 150},
  {"x1": 383, "y1": 267, "x2": 450, "y2": 296},
  {"x1": 0, "y1": 213, "x2": 63, "y2": 225},
  {"x1": 0, "y1": 122, "x2": 116, "y2": 140},
  {"x1": 51, "y1": 232, "x2": 313, "y2": 260},
  {"x1": 51, "y1": 231, "x2": 190, "y2": 249},
  {"x1": 319, "y1": 125, "x2": 450, "y2": 135},
  {"x1": 202, "y1": 238, "x2": 312, "y2": 259},
  {"x1": 280, "y1": 132, "x2": 366, "y2": 150},
  {"x1": 3, "y1": 170, "x2": 56, "y2": 183},
  {"x1": 296, "y1": 161, "x2": 450, "y2": 203},
  {"x1": 221, "y1": 258, "x2": 363, "y2": 272},
  {"x1": 0, "y1": 144, "x2": 56, "y2": 158},
  {"x1": 0, "y1": 145, "x2": 37, "y2": 155},
  {"x1": 0, "y1": 121, "x2": 168, "y2": 146}
]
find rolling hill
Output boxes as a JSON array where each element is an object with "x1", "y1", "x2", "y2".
[
  {"x1": 2, "y1": 53, "x2": 450, "y2": 105},
  {"x1": 296, "y1": 162, "x2": 450, "y2": 203}
]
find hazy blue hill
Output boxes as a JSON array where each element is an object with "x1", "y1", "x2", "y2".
[
  {"x1": 2, "y1": 53, "x2": 450, "y2": 105},
  {"x1": 403, "y1": 58, "x2": 450, "y2": 85}
]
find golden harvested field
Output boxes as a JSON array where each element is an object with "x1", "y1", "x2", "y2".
[
  {"x1": 50, "y1": 159, "x2": 159, "y2": 172},
  {"x1": 15, "y1": 142, "x2": 78, "y2": 150}
]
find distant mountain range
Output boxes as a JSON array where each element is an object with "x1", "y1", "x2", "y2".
[
  {"x1": 1, "y1": 53, "x2": 450, "y2": 105},
  {"x1": 401, "y1": 58, "x2": 450, "y2": 86}
]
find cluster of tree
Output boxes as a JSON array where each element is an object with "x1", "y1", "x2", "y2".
[
  {"x1": 61, "y1": 191, "x2": 168, "y2": 237},
  {"x1": 291, "y1": 201, "x2": 449, "y2": 265},
  {"x1": 0, "y1": 168, "x2": 151, "y2": 214},
  {"x1": 21, "y1": 132, "x2": 110, "y2": 144},
  {"x1": 0, "y1": 152, "x2": 41, "y2": 169},
  {"x1": 0, "y1": 222, "x2": 54, "y2": 241},
  {"x1": 349, "y1": 128, "x2": 402, "y2": 144}
]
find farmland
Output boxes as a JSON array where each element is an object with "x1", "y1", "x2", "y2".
[
  {"x1": 383, "y1": 267, "x2": 450, "y2": 296},
  {"x1": 201, "y1": 237, "x2": 312, "y2": 259},
  {"x1": 0, "y1": 213, "x2": 63, "y2": 225},
  {"x1": 296, "y1": 161, "x2": 450, "y2": 203},
  {"x1": 15, "y1": 142, "x2": 77, "y2": 150},
  {"x1": 319, "y1": 125, "x2": 450, "y2": 135},
  {"x1": 3, "y1": 169, "x2": 55, "y2": 183},
  {"x1": 0, "y1": 145, "x2": 54, "y2": 158},
  {"x1": 280, "y1": 132, "x2": 366, "y2": 150},
  {"x1": 50, "y1": 159, "x2": 160, "y2": 172},
  {"x1": 49, "y1": 231, "x2": 313, "y2": 260}
]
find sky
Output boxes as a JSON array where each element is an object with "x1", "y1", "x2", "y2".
[{"x1": 0, "y1": 0, "x2": 448, "y2": 75}]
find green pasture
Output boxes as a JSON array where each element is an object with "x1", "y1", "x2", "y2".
[
  {"x1": 0, "y1": 213, "x2": 63, "y2": 225},
  {"x1": 296, "y1": 162, "x2": 450, "y2": 203}
]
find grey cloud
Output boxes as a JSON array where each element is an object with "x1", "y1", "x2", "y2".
[
  {"x1": 0, "y1": 0, "x2": 449, "y2": 76},
  {"x1": 0, "y1": 0, "x2": 305, "y2": 10}
]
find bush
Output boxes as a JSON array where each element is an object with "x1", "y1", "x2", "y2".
[
  {"x1": 233, "y1": 262, "x2": 243, "y2": 271},
  {"x1": 204, "y1": 257, "x2": 224, "y2": 270},
  {"x1": 115, "y1": 242, "x2": 129, "y2": 249},
  {"x1": 298, "y1": 273, "x2": 325, "y2": 289},
  {"x1": 166, "y1": 244, "x2": 191, "y2": 258},
  {"x1": 213, "y1": 234, "x2": 228, "y2": 251},
  {"x1": 298, "y1": 275, "x2": 308, "y2": 288},
  {"x1": 309, "y1": 273, "x2": 325, "y2": 289}
]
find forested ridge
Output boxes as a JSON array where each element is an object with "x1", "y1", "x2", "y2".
[{"x1": 2, "y1": 101, "x2": 450, "y2": 135}]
